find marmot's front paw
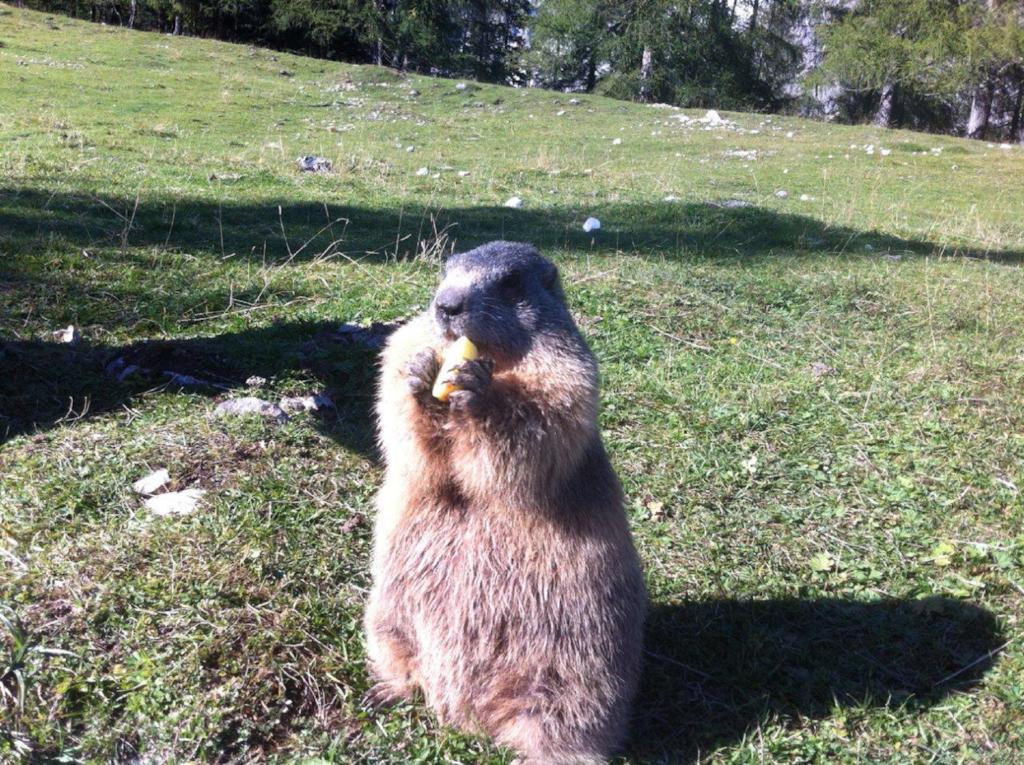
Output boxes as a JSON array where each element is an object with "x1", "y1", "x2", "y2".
[
  {"x1": 360, "y1": 681, "x2": 407, "y2": 712},
  {"x1": 404, "y1": 349, "x2": 441, "y2": 402},
  {"x1": 446, "y1": 358, "x2": 494, "y2": 415}
]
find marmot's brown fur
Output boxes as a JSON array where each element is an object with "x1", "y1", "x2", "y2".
[{"x1": 365, "y1": 242, "x2": 646, "y2": 764}]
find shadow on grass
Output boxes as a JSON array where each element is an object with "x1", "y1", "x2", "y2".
[
  {"x1": 630, "y1": 596, "x2": 1004, "y2": 762},
  {"x1": 0, "y1": 321, "x2": 382, "y2": 452},
  {"x1": 3, "y1": 185, "x2": 1024, "y2": 264}
]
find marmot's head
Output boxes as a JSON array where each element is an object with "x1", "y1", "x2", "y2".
[{"x1": 431, "y1": 241, "x2": 573, "y2": 367}]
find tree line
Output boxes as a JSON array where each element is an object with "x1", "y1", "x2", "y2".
[{"x1": 16, "y1": 0, "x2": 1024, "y2": 141}]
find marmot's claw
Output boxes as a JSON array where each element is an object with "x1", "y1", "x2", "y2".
[
  {"x1": 449, "y1": 358, "x2": 494, "y2": 394},
  {"x1": 405, "y1": 349, "x2": 440, "y2": 399},
  {"x1": 446, "y1": 358, "x2": 494, "y2": 415},
  {"x1": 361, "y1": 682, "x2": 403, "y2": 712}
]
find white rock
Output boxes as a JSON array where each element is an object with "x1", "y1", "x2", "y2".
[
  {"x1": 416, "y1": 167, "x2": 429, "y2": 176},
  {"x1": 663, "y1": 195, "x2": 681, "y2": 202},
  {"x1": 457, "y1": 170, "x2": 470, "y2": 177},
  {"x1": 504, "y1": 196, "x2": 524, "y2": 209},
  {"x1": 405, "y1": 146, "x2": 415, "y2": 152},
  {"x1": 132, "y1": 468, "x2": 170, "y2": 496},
  {"x1": 117, "y1": 364, "x2": 143, "y2": 382},
  {"x1": 703, "y1": 109, "x2": 723, "y2": 124},
  {"x1": 145, "y1": 489, "x2": 206, "y2": 517},
  {"x1": 455, "y1": 82, "x2": 467, "y2": 90},
  {"x1": 164, "y1": 371, "x2": 209, "y2": 388},
  {"x1": 279, "y1": 394, "x2": 334, "y2": 414},
  {"x1": 582, "y1": 217, "x2": 601, "y2": 233},
  {"x1": 774, "y1": 190, "x2": 789, "y2": 199},
  {"x1": 880, "y1": 148, "x2": 892, "y2": 156},
  {"x1": 783, "y1": 168, "x2": 789, "y2": 174},
  {"x1": 53, "y1": 325, "x2": 80, "y2": 344},
  {"x1": 786, "y1": 131, "x2": 795, "y2": 139},
  {"x1": 215, "y1": 397, "x2": 288, "y2": 421},
  {"x1": 799, "y1": 194, "x2": 814, "y2": 202},
  {"x1": 612, "y1": 138, "x2": 622, "y2": 145},
  {"x1": 1000, "y1": 143, "x2": 1012, "y2": 150},
  {"x1": 556, "y1": 110, "x2": 566, "y2": 116}
]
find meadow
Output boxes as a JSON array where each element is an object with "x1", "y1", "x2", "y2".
[{"x1": 1, "y1": 5, "x2": 1023, "y2": 762}]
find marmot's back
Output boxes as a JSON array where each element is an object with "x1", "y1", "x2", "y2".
[{"x1": 365, "y1": 242, "x2": 646, "y2": 764}]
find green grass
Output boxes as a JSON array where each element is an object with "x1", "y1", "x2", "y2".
[{"x1": 2, "y1": 5, "x2": 1023, "y2": 763}]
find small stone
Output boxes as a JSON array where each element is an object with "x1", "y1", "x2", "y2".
[
  {"x1": 279, "y1": 394, "x2": 334, "y2": 414},
  {"x1": 714, "y1": 199, "x2": 751, "y2": 209},
  {"x1": 215, "y1": 397, "x2": 288, "y2": 422},
  {"x1": 457, "y1": 170, "x2": 470, "y2": 177},
  {"x1": 145, "y1": 489, "x2": 206, "y2": 517},
  {"x1": 568, "y1": 98, "x2": 580, "y2": 105},
  {"x1": 53, "y1": 325, "x2": 80, "y2": 344},
  {"x1": 663, "y1": 195, "x2": 681, "y2": 202},
  {"x1": 786, "y1": 131, "x2": 795, "y2": 138},
  {"x1": 455, "y1": 82, "x2": 467, "y2": 91},
  {"x1": 799, "y1": 194, "x2": 814, "y2": 202},
  {"x1": 504, "y1": 196, "x2": 524, "y2": 209},
  {"x1": 406, "y1": 145, "x2": 415, "y2": 152},
  {"x1": 582, "y1": 217, "x2": 601, "y2": 233},
  {"x1": 246, "y1": 375, "x2": 267, "y2": 388},
  {"x1": 416, "y1": 167, "x2": 429, "y2": 176},
  {"x1": 809, "y1": 362, "x2": 835, "y2": 378},
  {"x1": 297, "y1": 155, "x2": 332, "y2": 173},
  {"x1": 118, "y1": 364, "x2": 143, "y2": 382},
  {"x1": 1000, "y1": 143, "x2": 1012, "y2": 150},
  {"x1": 133, "y1": 468, "x2": 170, "y2": 496},
  {"x1": 774, "y1": 190, "x2": 789, "y2": 199},
  {"x1": 612, "y1": 138, "x2": 622, "y2": 145},
  {"x1": 164, "y1": 371, "x2": 209, "y2": 388}
]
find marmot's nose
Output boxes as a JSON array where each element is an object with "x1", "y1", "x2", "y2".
[{"x1": 435, "y1": 288, "x2": 466, "y2": 319}]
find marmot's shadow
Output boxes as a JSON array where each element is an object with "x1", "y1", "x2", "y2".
[{"x1": 630, "y1": 596, "x2": 1003, "y2": 761}]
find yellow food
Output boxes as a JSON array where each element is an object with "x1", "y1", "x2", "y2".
[{"x1": 432, "y1": 336, "x2": 479, "y2": 401}]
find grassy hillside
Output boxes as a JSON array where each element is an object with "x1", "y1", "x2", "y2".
[{"x1": 2, "y1": 5, "x2": 1023, "y2": 763}]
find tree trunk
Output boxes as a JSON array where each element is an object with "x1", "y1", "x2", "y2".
[
  {"x1": 639, "y1": 44, "x2": 653, "y2": 102},
  {"x1": 874, "y1": 81, "x2": 895, "y2": 127},
  {"x1": 586, "y1": 55, "x2": 597, "y2": 92},
  {"x1": 173, "y1": 13, "x2": 181, "y2": 35},
  {"x1": 967, "y1": 82, "x2": 994, "y2": 139},
  {"x1": 128, "y1": 0, "x2": 136, "y2": 29},
  {"x1": 750, "y1": 0, "x2": 759, "y2": 34},
  {"x1": 1012, "y1": 79, "x2": 1024, "y2": 144}
]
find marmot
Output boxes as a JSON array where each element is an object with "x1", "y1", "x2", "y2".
[{"x1": 365, "y1": 241, "x2": 646, "y2": 765}]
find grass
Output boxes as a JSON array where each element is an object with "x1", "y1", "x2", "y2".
[{"x1": 1, "y1": 4, "x2": 1023, "y2": 762}]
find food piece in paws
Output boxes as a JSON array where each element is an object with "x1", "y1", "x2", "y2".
[{"x1": 432, "y1": 336, "x2": 479, "y2": 401}]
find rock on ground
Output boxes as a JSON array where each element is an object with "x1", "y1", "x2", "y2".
[
  {"x1": 144, "y1": 489, "x2": 206, "y2": 517},
  {"x1": 215, "y1": 397, "x2": 288, "y2": 422},
  {"x1": 132, "y1": 468, "x2": 170, "y2": 495}
]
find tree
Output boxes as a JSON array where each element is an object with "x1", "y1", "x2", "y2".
[{"x1": 528, "y1": 0, "x2": 800, "y2": 109}]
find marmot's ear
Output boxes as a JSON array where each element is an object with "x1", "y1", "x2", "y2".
[{"x1": 542, "y1": 260, "x2": 560, "y2": 291}]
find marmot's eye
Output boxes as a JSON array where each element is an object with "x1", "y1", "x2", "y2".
[{"x1": 498, "y1": 272, "x2": 522, "y2": 292}]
